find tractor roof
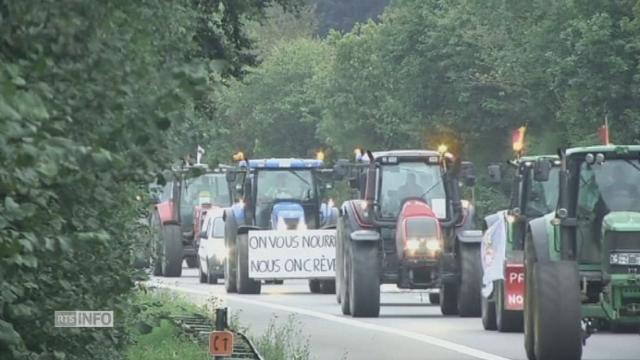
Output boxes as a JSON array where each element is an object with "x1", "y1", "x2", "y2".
[
  {"x1": 238, "y1": 158, "x2": 323, "y2": 169},
  {"x1": 565, "y1": 145, "x2": 640, "y2": 156},
  {"x1": 354, "y1": 149, "x2": 440, "y2": 163}
]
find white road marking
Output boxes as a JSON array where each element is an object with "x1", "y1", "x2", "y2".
[{"x1": 153, "y1": 282, "x2": 512, "y2": 360}]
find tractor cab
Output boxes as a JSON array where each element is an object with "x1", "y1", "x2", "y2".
[
  {"x1": 335, "y1": 148, "x2": 482, "y2": 318},
  {"x1": 227, "y1": 158, "x2": 334, "y2": 231},
  {"x1": 524, "y1": 145, "x2": 640, "y2": 360},
  {"x1": 559, "y1": 147, "x2": 640, "y2": 313}
]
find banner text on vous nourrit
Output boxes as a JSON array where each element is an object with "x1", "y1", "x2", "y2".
[{"x1": 248, "y1": 230, "x2": 336, "y2": 279}]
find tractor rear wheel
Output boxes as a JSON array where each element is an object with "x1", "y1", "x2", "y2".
[
  {"x1": 482, "y1": 291, "x2": 497, "y2": 330},
  {"x1": 309, "y1": 279, "x2": 321, "y2": 293},
  {"x1": 161, "y1": 224, "x2": 183, "y2": 277},
  {"x1": 458, "y1": 243, "x2": 482, "y2": 317},
  {"x1": 524, "y1": 235, "x2": 535, "y2": 360},
  {"x1": 340, "y1": 245, "x2": 351, "y2": 315},
  {"x1": 236, "y1": 234, "x2": 261, "y2": 294},
  {"x1": 531, "y1": 261, "x2": 582, "y2": 360},
  {"x1": 496, "y1": 280, "x2": 523, "y2": 332},
  {"x1": 320, "y1": 280, "x2": 336, "y2": 294},
  {"x1": 349, "y1": 242, "x2": 380, "y2": 317}
]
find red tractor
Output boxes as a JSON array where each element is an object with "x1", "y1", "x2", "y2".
[
  {"x1": 149, "y1": 166, "x2": 232, "y2": 277},
  {"x1": 335, "y1": 149, "x2": 482, "y2": 317}
]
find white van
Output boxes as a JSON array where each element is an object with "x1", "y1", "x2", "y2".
[{"x1": 197, "y1": 207, "x2": 226, "y2": 284}]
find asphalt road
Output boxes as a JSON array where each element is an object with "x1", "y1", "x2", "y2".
[{"x1": 149, "y1": 267, "x2": 639, "y2": 360}]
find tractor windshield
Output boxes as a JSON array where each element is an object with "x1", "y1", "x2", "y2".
[
  {"x1": 525, "y1": 167, "x2": 560, "y2": 217},
  {"x1": 378, "y1": 162, "x2": 446, "y2": 219},
  {"x1": 256, "y1": 169, "x2": 315, "y2": 203},
  {"x1": 578, "y1": 159, "x2": 640, "y2": 215},
  {"x1": 182, "y1": 173, "x2": 231, "y2": 209}
]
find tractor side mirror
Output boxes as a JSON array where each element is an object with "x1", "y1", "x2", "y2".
[
  {"x1": 460, "y1": 161, "x2": 476, "y2": 187},
  {"x1": 225, "y1": 171, "x2": 237, "y2": 183},
  {"x1": 533, "y1": 159, "x2": 551, "y2": 182},
  {"x1": 487, "y1": 164, "x2": 502, "y2": 184}
]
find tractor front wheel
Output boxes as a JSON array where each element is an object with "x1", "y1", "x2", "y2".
[
  {"x1": 349, "y1": 242, "x2": 380, "y2": 317},
  {"x1": 458, "y1": 243, "x2": 482, "y2": 317},
  {"x1": 496, "y1": 280, "x2": 523, "y2": 332},
  {"x1": 482, "y1": 292, "x2": 497, "y2": 330},
  {"x1": 440, "y1": 283, "x2": 459, "y2": 315},
  {"x1": 530, "y1": 261, "x2": 582, "y2": 360},
  {"x1": 236, "y1": 234, "x2": 261, "y2": 294},
  {"x1": 320, "y1": 280, "x2": 336, "y2": 294}
]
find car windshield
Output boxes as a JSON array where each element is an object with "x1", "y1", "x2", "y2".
[
  {"x1": 378, "y1": 162, "x2": 446, "y2": 218},
  {"x1": 578, "y1": 159, "x2": 640, "y2": 215},
  {"x1": 183, "y1": 173, "x2": 230, "y2": 208},
  {"x1": 526, "y1": 167, "x2": 560, "y2": 217},
  {"x1": 256, "y1": 169, "x2": 315, "y2": 203}
]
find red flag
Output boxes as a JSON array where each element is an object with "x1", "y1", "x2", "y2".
[
  {"x1": 512, "y1": 126, "x2": 526, "y2": 153},
  {"x1": 598, "y1": 118, "x2": 610, "y2": 145}
]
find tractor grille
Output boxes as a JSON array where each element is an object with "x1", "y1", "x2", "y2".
[{"x1": 283, "y1": 218, "x2": 299, "y2": 230}]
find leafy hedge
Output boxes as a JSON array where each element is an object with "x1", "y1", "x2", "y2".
[{"x1": 0, "y1": 1, "x2": 295, "y2": 359}]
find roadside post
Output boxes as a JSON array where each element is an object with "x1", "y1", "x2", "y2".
[{"x1": 210, "y1": 308, "x2": 234, "y2": 359}]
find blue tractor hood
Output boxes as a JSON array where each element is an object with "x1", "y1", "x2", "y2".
[{"x1": 271, "y1": 202, "x2": 305, "y2": 230}]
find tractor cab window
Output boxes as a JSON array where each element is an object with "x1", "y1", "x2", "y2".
[
  {"x1": 525, "y1": 167, "x2": 559, "y2": 217},
  {"x1": 576, "y1": 159, "x2": 640, "y2": 263},
  {"x1": 182, "y1": 174, "x2": 230, "y2": 210},
  {"x1": 256, "y1": 170, "x2": 315, "y2": 203},
  {"x1": 378, "y1": 162, "x2": 446, "y2": 219}
]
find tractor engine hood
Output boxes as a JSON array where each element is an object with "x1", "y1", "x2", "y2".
[
  {"x1": 271, "y1": 202, "x2": 306, "y2": 230},
  {"x1": 395, "y1": 200, "x2": 443, "y2": 259}
]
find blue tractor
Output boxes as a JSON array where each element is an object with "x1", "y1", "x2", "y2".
[{"x1": 224, "y1": 156, "x2": 339, "y2": 294}]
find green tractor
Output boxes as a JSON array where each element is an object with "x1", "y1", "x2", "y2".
[
  {"x1": 481, "y1": 155, "x2": 560, "y2": 332},
  {"x1": 524, "y1": 145, "x2": 640, "y2": 360}
]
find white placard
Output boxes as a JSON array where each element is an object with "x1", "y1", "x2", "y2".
[{"x1": 248, "y1": 229, "x2": 337, "y2": 279}]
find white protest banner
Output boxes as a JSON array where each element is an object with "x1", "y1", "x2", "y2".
[
  {"x1": 248, "y1": 229, "x2": 337, "y2": 279},
  {"x1": 481, "y1": 210, "x2": 507, "y2": 298}
]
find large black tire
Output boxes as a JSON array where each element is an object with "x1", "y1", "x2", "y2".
[
  {"x1": 161, "y1": 224, "x2": 183, "y2": 277},
  {"x1": 349, "y1": 242, "x2": 380, "y2": 317},
  {"x1": 458, "y1": 243, "x2": 482, "y2": 317},
  {"x1": 206, "y1": 258, "x2": 219, "y2": 284},
  {"x1": 150, "y1": 214, "x2": 162, "y2": 276},
  {"x1": 309, "y1": 279, "x2": 321, "y2": 293},
  {"x1": 335, "y1": 216, "x2": 346, "y2": 304},
  {"x1": 236, "y1": 234, "x2": 261, "y2": 294},
  {"x1": 496, "y1": 280, "x2": 524, "y2": 332},
  {"x1": 320, "y1": 280, "x2": 336, "y2": 294},
  {"x1": 482, "y1": 293, "x2": 497, "y2": 330},
  {"x1": 186, "y1": 256, "x2": 198, "y2": 268},
  {"x1": 429, "y1": 292, "x2": 440, "y2": 305},
  {"x1": 530, "y1": 261, "x2": 582, "y2": 360},
  {"x1": 524, "y1": 235, "x2": 536, "y2": 360},
  {"x1": 224, "y1": 212, "x2": 238, "y2": 293},
  {"x1": 440, "y1": 283, "x2": 459, "y2": 315},
  {"x1": 199, "y1": 266, "x2": 207, "y2": 283},
  {"x1": 340, "y1": 243, "x2": 351, "y2": 315}
]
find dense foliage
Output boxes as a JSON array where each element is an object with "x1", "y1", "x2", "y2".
[
  {"x1": 0, "y1": 1, "x2": 294, "y2": 359},
  {"x1": 214, "y1": 0, "x2": 640, "y2": 215}
]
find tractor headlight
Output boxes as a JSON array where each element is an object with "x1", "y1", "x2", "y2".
[
  {"x1": 425, "y1": 238, "x2": 441, "y2": 252},
  {"x1": 406, "y1": 239, "x2": 420, "y2": 251},
  {"x1": 610, "y1": 252, "x2": 640, "y2": 266}
]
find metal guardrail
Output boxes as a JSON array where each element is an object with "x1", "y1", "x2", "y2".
[{"x1": 171, "y1": 308, "x2": 263, "y2": 360}]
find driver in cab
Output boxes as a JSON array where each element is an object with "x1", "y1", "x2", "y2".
[{"x1": 397, "y1": 173, "x2": 424, "y2": 202}]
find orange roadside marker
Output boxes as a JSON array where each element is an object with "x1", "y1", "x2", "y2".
[{"x1": 209, "y1": 330, "x2": 234, "y2": 357}]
